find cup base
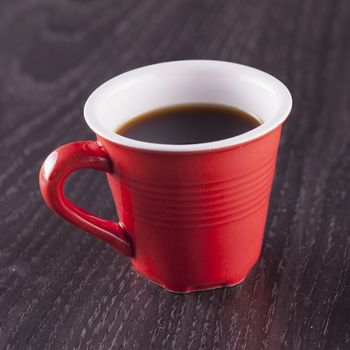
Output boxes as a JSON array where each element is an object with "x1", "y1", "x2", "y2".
[{"x1": 131, "y1": 265, "x2": 249, "y2": 293}]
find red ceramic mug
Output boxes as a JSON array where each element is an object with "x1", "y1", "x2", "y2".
[{"x1": 39, "y1": 60, "x2": 292, "y2": 293}]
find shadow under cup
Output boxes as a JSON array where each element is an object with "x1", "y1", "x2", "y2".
[{"x1": 43, "y1": 61, "x2": 292, "y2": 293}]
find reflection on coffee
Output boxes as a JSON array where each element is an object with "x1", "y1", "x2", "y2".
[{"x1": 116, "y1": 103, "x2": 261, "y2": 145}]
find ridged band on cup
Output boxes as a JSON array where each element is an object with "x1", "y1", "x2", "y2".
[{"x1": 119, "y1": 156, "x2": 276, "y2": 228}]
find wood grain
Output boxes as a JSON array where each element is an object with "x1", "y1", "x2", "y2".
[{"x1": 0, "y1": 0, "x2": 350, "y2": 349}]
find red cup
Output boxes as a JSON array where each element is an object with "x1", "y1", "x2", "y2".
[{"x1": 39, "y1": 61, "x2": 292, "y2": 293}]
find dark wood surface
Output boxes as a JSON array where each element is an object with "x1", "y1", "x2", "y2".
[{"x1": 1, "y1": 0, "x2": 350, "y2": 349}]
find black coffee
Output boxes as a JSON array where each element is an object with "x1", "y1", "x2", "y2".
[{"x1": 116, "y1": 103, "x2": 261, "y2": 145}]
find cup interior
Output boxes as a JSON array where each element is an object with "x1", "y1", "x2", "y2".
[{"x1": 84, "y1": 60, "x2": 292, "y2": 152}]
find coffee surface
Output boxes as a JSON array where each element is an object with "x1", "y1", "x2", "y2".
[{"x1": 116, "y1": 104, "x2": 261, "y2": 145}]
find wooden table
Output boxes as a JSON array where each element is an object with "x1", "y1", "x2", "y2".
[{"x1": 1, "y1": 0, "x2": 349, "y2": 349}]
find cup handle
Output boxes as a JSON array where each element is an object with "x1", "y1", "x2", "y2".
[{"x1": 39, "y1": 140, "x2": 132, "y2": 257}]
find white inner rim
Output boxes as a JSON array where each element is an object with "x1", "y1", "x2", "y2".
[{"x1": 84, "y1": 60, "x2": 292, "y2": 152}]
